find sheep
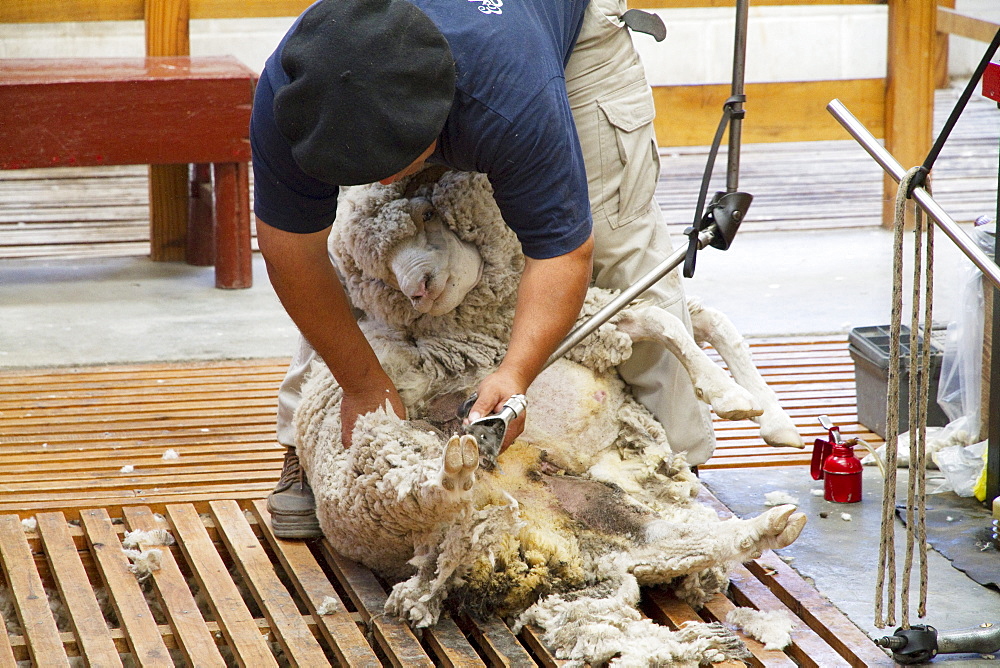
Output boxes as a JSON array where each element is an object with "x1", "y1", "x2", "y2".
[{"x1": 293, "y1": 167, "x2": 807, "y2": 667}]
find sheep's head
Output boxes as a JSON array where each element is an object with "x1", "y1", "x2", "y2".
[
  {"x1": 387, "y1": 195, "x2": 483, "y2": 316},
  {"x1": 331, "y1": 168, "x2": 524, "y2": 334}
]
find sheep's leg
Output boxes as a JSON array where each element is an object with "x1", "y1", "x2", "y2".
[
  {"x1": 616, "y1": 306, "x2": 762, "y2": 420},
  {"x1": 631, "y1": 505, "x2": 807, "y2": 584},
  {"x1": 687, "y1": 300, "x2": 805, "y2": 449},
  {"x1": 436, "y1": 434, "x2": 479, "y2": 492}
]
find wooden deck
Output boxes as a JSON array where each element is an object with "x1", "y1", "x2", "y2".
[
  {"x1": 0, "y1": 336, "x2": 874, "y2": 516},
  {"x1": 0, "y1": 337, "x2": 892, "y2": 666}
]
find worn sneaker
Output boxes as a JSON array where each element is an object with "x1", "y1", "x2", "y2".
[{"x1": 267, "y1": 448, "x2": 322, "y2": 539}]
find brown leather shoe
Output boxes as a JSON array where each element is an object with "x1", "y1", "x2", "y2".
[{"x1": 267, "y1": 448, "x2": 322, "y2": 539}]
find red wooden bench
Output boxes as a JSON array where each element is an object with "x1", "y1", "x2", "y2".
[{"x1": 0, "y1": 55, "x2": 256, "y2": 289}]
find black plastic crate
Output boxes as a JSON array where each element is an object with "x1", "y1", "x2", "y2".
[{"x1": 848, "y1": 324, "x2": 948, "y2": 439}]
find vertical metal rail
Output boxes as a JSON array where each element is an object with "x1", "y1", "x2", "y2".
[
  {"x1": 827, "y1": 98, "x2": 1000, "y2": 506},
  {"x1": 727, "y1": 0, "x2": 749, "y2": 193},
  {"x1": 989, "y1": 139, "x2": 1000, "y2": 504}
]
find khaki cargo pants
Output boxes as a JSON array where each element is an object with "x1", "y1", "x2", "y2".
[
  {"x1": 276, "y1": 0, "x2": 717, "y2": 466},
  {"x1": 564, "y1": 0, "x2": 716, "y2": 465}
]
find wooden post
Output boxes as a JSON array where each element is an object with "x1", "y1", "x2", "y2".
[
  {"x1": 145, "y1": 0, "x2": 191, "y2": 261},
  {"x1": 883, "y1": 0, "x2": 936, "y2": 228},
  {"x1": 935, "y1": 0, "x2": 955, "y2": 88}
]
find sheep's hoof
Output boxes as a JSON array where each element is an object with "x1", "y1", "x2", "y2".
[
  {"x1": 441, "y1": 434, "x2": 479, "y2": 492},
  {"x1": 755, "y1": 504, "x2": 807, "y2": 551},
  {"x1": 704, "y1": 384, "x2": 762, "y2": 421},
  {"x1": 757, "y1": 413, "x2": 806, "y2": 449}
]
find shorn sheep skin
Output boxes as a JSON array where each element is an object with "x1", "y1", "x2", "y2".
[{"x1": 293, "y1": 168, "x2": 807, "y2": 667}]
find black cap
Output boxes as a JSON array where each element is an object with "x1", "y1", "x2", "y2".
[{"x1": 274, "y1": 0, "x2": 455, "y2": 185}]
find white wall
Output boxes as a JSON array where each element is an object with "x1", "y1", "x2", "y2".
[
  {"x1": 0, "y1": 17, "x2": 294, "y2": 73},
  {"x1": 0, "y1": 2, "x2": 995, "y2": 82},
  {"x1": 632, "y1": 5, "x2": 887, "y2": 86}
]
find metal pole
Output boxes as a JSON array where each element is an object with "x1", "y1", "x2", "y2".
[
  {"x1": 545, "y1": 226, "x2": 719, "y2": 368},
  {"x1": 727, "y1": 0, "x2": 749, "y2": 193},
  {"x1": 829, "y1": 97, "x2": 1000, "y2": 507},
  {"x1": 828, "y1": 98, "x2": 1000, "y2": 291}
]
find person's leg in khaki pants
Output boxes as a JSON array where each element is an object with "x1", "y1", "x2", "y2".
[{"x1": 565, "y1": 0, "x2": 716, "y2": 466}]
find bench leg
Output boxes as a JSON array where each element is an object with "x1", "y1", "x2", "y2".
[
  {"x1": 187, "y1": 164, "x2": 215, "y2": 267},
  {"x1": 212, "y1": 162, "x2": 253, "y2": 289},
  {"x1": 149, "y1": 164, "x2": 189, "y2": 262}
]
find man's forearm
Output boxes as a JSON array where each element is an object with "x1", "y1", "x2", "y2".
[
  {"x1": 500, "y1": 235, "x2": 594, "y2": 389},
  {"x1": 256, "y1": 218, "x2": 389, "y2": 393}
]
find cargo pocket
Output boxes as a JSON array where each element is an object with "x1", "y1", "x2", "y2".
[{"x1": 595, "y1": 78, "x2": 659, "y2": 229}]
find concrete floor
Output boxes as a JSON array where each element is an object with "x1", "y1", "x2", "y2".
[
  {"x1": 2, "y1": 225, "x2": 999, "y2": 664},
  {"x1": 0, "y1": 225, "x2": 981, "y2": 367}
]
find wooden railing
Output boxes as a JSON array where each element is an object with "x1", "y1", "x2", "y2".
[{"x1": 2, "y1": 0, "x2": 998, "y2": 230}]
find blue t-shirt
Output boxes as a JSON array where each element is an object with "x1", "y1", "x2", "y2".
[{"x1": 250, "y1": 0, "x2": 591, "y2": 260}]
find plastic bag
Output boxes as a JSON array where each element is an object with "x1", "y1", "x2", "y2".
[
  {"x1": 932, "y1": 440, "x2": 987, "y2": 498},
  {"x1": 860, "y1": 418, "x2": 976, "y2": 469},
  {"x1": 936, "y1": 218, "x2": 995, "y2": 436}
]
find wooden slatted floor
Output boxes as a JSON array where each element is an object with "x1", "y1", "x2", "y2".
[
  {"x1": 0, "y1": 497, "x2": 891, "y2": 667},
  {"x1": 0, "y1": 337, "x2": 893, "y2": 665},
  {"x1": 0, "y1": 336, "x2": 878, "y2": 516}
]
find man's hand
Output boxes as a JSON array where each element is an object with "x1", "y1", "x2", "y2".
[
  {"x1": 256, "y1": 216, "x2": 406, "y2": 447},
  {"x1": 466, "y1": 368, "x2": 527, "y2": 452},
  {"x1": 341, "y1": 383, "x2": 407, "y2": 449}
]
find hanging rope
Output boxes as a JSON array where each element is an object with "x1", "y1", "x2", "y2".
[{"x1": 875, "y1": 166, "x2": 934, "y2": 629}]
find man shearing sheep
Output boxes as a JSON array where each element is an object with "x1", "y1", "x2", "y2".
[{"x1": 251, "y1": 0, "x2": 716, "y2": 538}]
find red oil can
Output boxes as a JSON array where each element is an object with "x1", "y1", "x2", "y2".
[{"x1": 811, "y1": 415, "x2": 863, "y2": 503}]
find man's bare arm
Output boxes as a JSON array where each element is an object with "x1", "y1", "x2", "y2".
[
  {"x1": 469, "y1": 234, "x2": 594, "y2": 445},
  {"x1": 256, "y1": 217, "x2": 406, "y2": 445}
]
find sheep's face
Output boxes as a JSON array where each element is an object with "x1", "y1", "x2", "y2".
[
  {"x1": 332, "y1": 168, "x2": 524, "y2": 331},
  {"x1": 387, "y1": 197, "x2": 484, "y2": 316}
]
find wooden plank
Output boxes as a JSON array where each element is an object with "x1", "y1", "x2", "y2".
[
  {"x1": 0, "y1": 487, "x2": 274, "y2": 518},
  {"x1": 0, "y1": 0, "x2": 144, "y2": 22},
  {"x1": 652, "y1": 79, "x2": 885, "y2": 147},
  {"x1": 700, "y1": 592, "x2": 799, "y2": 667},
  {"x1": 0, "y1": 57, "x2": 256, "y2": 170},
  {"x1": 208, "y1": 499, "x2": 330, "y2": 666},
  {"x1": 516, "y1": 625, "x2": 567, "y2": 668},
  {"x1": 640, "y1": 589, "x2": 744, "y2": 668},
  {"x1": 79, "y1": 507, "x2": 174, "y2": 666},
  {"x1": 642, "y1": 587, "x2": 703, "y2": 626},
  {"x1": 191, "y1": 0, "x2": 313, "y2": 19},
  {"x1": 0, "y1": 514, "x2": 71, "y2": 666},
  {"x1": 456, "y1": 613, "x2": 536, "y2": 668},
  {"x1": 35, "y1": 511, "x2": 124, "y2": 667},
  {"x1": 165, "y1": 503, "x2": 280, "y2": 667},
  {"x1": 746, "y1": 553, "x2": 895, "y2": 667},
  {"x1": 935, "y1": 0, "x2": 956, "y2": 88},
  {"x1": 938, "y1": 6, "x2": 1000, "y2": 43},
  {"x1": 249, "y1": 499, "x2": 385, "y2": 667},
  {"x1": 728, "y1": 564, "x2": 851, "y2": 668},
  {"x1": 121, "y1": 505, "x2": 227, "y2": 667},
  {"x1": 0, "y1": 0, "x2": 312, "y2": 23},
  {"x1": 0, "y1": 613, "x2": 17, "y2": 667},
  {"x1": 148, "y1": 163, "x2": 189, "y2": 262},
  {"x1": 316, "y1": 539, "x2": 436, "y2": 668},
  {"x1": 423, "y1": 617, "x2": 489, "y2": 668},
  {"x1": 146, "y1": 0, "x2": 190, "y2": 57}
]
